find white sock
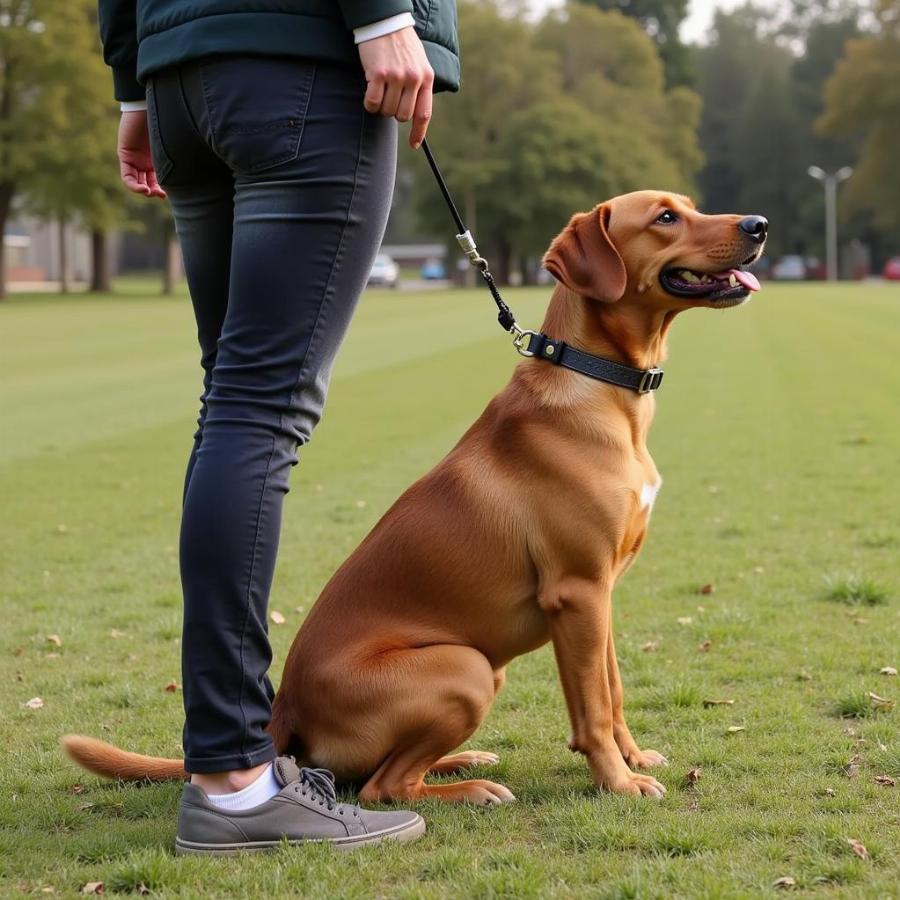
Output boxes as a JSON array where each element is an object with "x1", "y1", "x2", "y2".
[{"x1": 205, "y1": 763, "x2": 280, "y2": 811}]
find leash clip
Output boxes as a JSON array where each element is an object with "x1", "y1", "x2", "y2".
[
  {"x1": 512, "y1": 326, "x2": 539, "y2": 357},
  {"x1": 456, "y1": 230, "x2": 488, "y2": 272}
]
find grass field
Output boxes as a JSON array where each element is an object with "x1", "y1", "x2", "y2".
[{"x1": 1, "y1": 280, "x2": 898, "y2": 898}]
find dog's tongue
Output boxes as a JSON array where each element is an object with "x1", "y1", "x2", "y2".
[{"x1": 723, "y1": 268, "x2": 761, "y2": 292}]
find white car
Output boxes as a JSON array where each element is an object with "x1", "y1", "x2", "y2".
[
  {"x1": 367, "y1": 253, "x2": 399, "y2": 288},
  {"x1": 771, "y1": 255, "x2": 806, "y2": 280}
]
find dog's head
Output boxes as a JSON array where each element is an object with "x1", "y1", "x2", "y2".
[{"x1": 543, "y1": 190, "x2": 767, "y2": 311}]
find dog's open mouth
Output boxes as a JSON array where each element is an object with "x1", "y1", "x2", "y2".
[{"x1": 660, "y1": 266, "x2": 761, "y2": 304}]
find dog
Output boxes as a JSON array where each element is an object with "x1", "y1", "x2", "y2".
[{"x1": 64, "y1": 191, "x2": 767, "y2": 804}]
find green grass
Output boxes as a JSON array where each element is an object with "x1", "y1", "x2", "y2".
[{"x1": 2, "y1": 281, "x2": 899, "y2": 897}]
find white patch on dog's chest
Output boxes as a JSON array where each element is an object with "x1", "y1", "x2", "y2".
[{"x1": 640, "y1": 479, "x2": 662, "y2": 512}]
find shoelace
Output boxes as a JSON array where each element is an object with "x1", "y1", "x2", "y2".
[{"x1": 298, "y1": 767, "x2": 337, "y2": 807}]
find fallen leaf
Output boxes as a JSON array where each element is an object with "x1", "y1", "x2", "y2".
[
  {"x1": 874, "y1": 775, "x2": 895, "y2": 787},
  {"x1": 163, "y1": 680, "x2": 179, "y2": 693},
  {"x1": 641, "y1": 641, "x2": 659, "y2": 652},
  {"x1": 137, "y1": 884, "x2": 150, "y2": 896},
  {"x1": 109, "y1": 629, "x2": 125, "y2": 639},
  {"x1": 81, "y1": 883, "x2": 104, "y2": 895},
  {"x1": 843, "y1": 753, "x2": 862, "y2": 778},
  {"x1": 70, "y1": 785, "x2": 85, "y2": 795},
  {"x1": 773, "y1": 876, "x2": 796, "y2": 889},
  {"x1": 867, "y1": 692, "x2": 894, "y2": 711},
  {"x1": 699, "y1": 583, "x2": 715, "y2": 595},
  {"x1": 677, "y1": 616, "x2": 693, "y2": 626},
  {"x1": 879, "y1": 666, "x2": 897, "y2": 676},
  {"x1": 823, "y1": 787, "x2": 836, "y2": 796},
  {"x1": 846, "y1": 838, "x2": 869, "y2": 861},
  {"x1": 46, "y1": 652, "x2": 60, "y2": 659},
  {"x1": 78, "y1": 802, "x2": 95, "y2": 811},
  {"x1": 703, "y1": 698, "x2": 735, "y2": 707},
  {"x1": 698, "y1": 640, "x2": 712, "y2": 652},
  {"x1": 685, "y1": 767, "x2": 701, "y2": 784},
  {"x1": 47, "y1": 634, "x2": 62, "y2": 647},
  {"x1": 24, "y1": 697, "x2": 44, "y2": 710},
  {"x1": 726, "y1": 725, "x2": 745, "y2": 734},
  {"x1": 270, "y1": 611, "x2": 286, "y2": 625}
]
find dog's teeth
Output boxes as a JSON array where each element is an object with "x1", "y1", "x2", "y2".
[
  {"x1": 681, "y1": 270, "x2": 698, "y2": 283},
  {"x1": 729, "y1": 273, "x2": 737, "y2": 287}
]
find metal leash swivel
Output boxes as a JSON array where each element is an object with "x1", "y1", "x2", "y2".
[{"x1": 421, "y1": 139, "x2": 537, "y2": 356}]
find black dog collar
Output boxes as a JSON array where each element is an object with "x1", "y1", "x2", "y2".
[{"x1": 520, "y1": 332, "x2": 664, "y2": 394}]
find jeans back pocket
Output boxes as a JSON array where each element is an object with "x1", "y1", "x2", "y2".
[
  {"x1": 146, "y1": 79, "x2": 175, "y2": 185},
  {"x1": 199, "y1": 57, "x2": 316, "y2": 176}
]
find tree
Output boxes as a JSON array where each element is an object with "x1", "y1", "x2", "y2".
[
  {"x1": 574, "y1": 0, "x2": 695, "y2": 86},
  {"x1": 413, "y1": 2, "x2": 703, "y2": 282},
  {"x1": 413, "y1": 1, "x2": 560, "y2": 282},
  {"x1": 819, "y1": 0, "x2": 900, "y2": 230},
  {"x1": 0, "y1": 0, "x2": 120, "y2": 297}
]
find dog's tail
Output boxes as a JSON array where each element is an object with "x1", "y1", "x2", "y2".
[{"x1": 61, "y1": 735, "x2": 187, "y2": 782}]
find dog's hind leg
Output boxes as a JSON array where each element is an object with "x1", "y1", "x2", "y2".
[
  {"x1": 427, "y1": 668, "x2": 506, "y2": 774},
  {"x1": 358, "y1": 645, "x2": 514, "y2": 806}
]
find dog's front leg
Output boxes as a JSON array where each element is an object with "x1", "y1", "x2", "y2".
[
  {"x1": 540, "y1": 577, "x2": 666, "y2": 798},
  {"x1": 607, "y1": 625, "x2": 668, "y2": 769}
]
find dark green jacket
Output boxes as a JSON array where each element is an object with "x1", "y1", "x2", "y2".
[{"x1": 99, "y1": 1, "x2": 459, "y2": 101}]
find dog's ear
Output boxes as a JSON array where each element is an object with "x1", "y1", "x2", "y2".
[{"x1": 542, "y1": 204, "x2": 626, "y2": 302}]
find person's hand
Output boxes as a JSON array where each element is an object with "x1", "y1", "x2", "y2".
[
  {"x1": 117, "y1": 111, "x2": 166, "y2": 199},
  {"x1": 357, "y1": 26, "x2": 434, "y2": 150}
]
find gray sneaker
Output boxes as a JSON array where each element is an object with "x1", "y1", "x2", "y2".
[{"x1": 175, "y1": 757, "x2": 425, "y2": 855}]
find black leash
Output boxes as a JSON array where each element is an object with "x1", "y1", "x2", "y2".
[{"x1": 420, "y1": 139, "x2": 663, "y2": 394}]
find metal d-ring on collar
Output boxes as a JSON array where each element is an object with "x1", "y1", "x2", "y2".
[{"x1": 420, "y1": 139, "x2": 663, "y2": 394}]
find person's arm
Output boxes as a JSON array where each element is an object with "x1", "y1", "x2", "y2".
[
  {"x1": 98, "y1": 1, "x2": 164, "y2": 198},
  {"x1": 98, "y1": 0, "x2": 144, "y2": 102}
]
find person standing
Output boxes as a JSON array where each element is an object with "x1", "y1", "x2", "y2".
[{"x1": 97, "y1": 0, "x2": 459, "y2": 853}]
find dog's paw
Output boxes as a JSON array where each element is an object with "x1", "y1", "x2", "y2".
[
  {"x1": 625, "y1": 748, "x2": 668, "y2": 769},
  {"x1": 424, "y1": 778, "x2": 516, "y2": 805},
  {"x1": 613, "y1": 772, "x2": 667, "y2": 799},
  {"x1": 429, "y1": 751, "x2": 500, "y2": 774}
]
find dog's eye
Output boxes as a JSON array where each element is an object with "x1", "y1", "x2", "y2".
[{"x1": 655, "y1": 210, "x2": 679, "y2": 225}]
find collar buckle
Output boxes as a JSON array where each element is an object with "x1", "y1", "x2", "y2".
[{"x1": 638, "y1": 367, "x2": 664, "y2": 394}]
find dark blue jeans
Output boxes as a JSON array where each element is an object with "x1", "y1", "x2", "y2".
[{"x1": 147, "y1": 57, "x2": 397, "y2": 773}]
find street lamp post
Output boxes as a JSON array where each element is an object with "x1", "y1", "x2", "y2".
[{"x1": 807, "y1": 165, "x2": 852, "y2": 281}]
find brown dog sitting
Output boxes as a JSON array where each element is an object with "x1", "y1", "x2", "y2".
[{"x1": 64, "y1": 191, "x2": 766, "y2": 805}]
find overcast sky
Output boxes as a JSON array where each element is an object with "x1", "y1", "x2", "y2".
[{"x1": 528, "y1": 0, "x2": 783, "y2": 43}]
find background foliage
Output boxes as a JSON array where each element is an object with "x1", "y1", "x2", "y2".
[{"x1": 1, "y1": 0, "x2": 898, "y2": 289}]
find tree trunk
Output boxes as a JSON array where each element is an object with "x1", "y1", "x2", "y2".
[
  {"x1": 90, "y1": 229, "x2": 111, "y2": 293},
  {"x1": 463, "y1": 186, "x2": 477, "y2": 288},
  {"x1": 0, "y1": 183, "x2": 14, "y2": 300},
  {"x1": 162, "y1": 221, "x2": 179, "y2": 295},
  {"x1": 495, "y1": 238, "x2": 512, "y2": 286},
  {"x1": 58, "y1": 217, "x2": 70, "y2": 294}
]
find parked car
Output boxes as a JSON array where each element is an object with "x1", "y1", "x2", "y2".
[
  {"x1": 771, "y1": 255, "x2": 806, "y2": 280},
  {"x1": 367, "y1": 253, "x2": 399, "y2": 288},
  {"x1": 420, "y1": 258, "x2": 446, "y2": 280},
  {"x1": 883, "y1": 257, "x2": 900, "y2": 281}
]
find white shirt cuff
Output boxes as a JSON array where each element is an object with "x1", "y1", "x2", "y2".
[
  {"x1": 353, "y1": 12, "x2": 415, "y2": 44},
  {"x1": 120, "y1": 100, "x2": 147, "y2": 112}
]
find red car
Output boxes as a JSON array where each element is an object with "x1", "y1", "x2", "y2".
[{"x1": 884, "y1": 257, "x2": 900, "y2": 280}]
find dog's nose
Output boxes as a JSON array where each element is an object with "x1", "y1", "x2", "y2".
[{"x1": 738, "y1": 216, "x2": 768, "y2": 243}]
